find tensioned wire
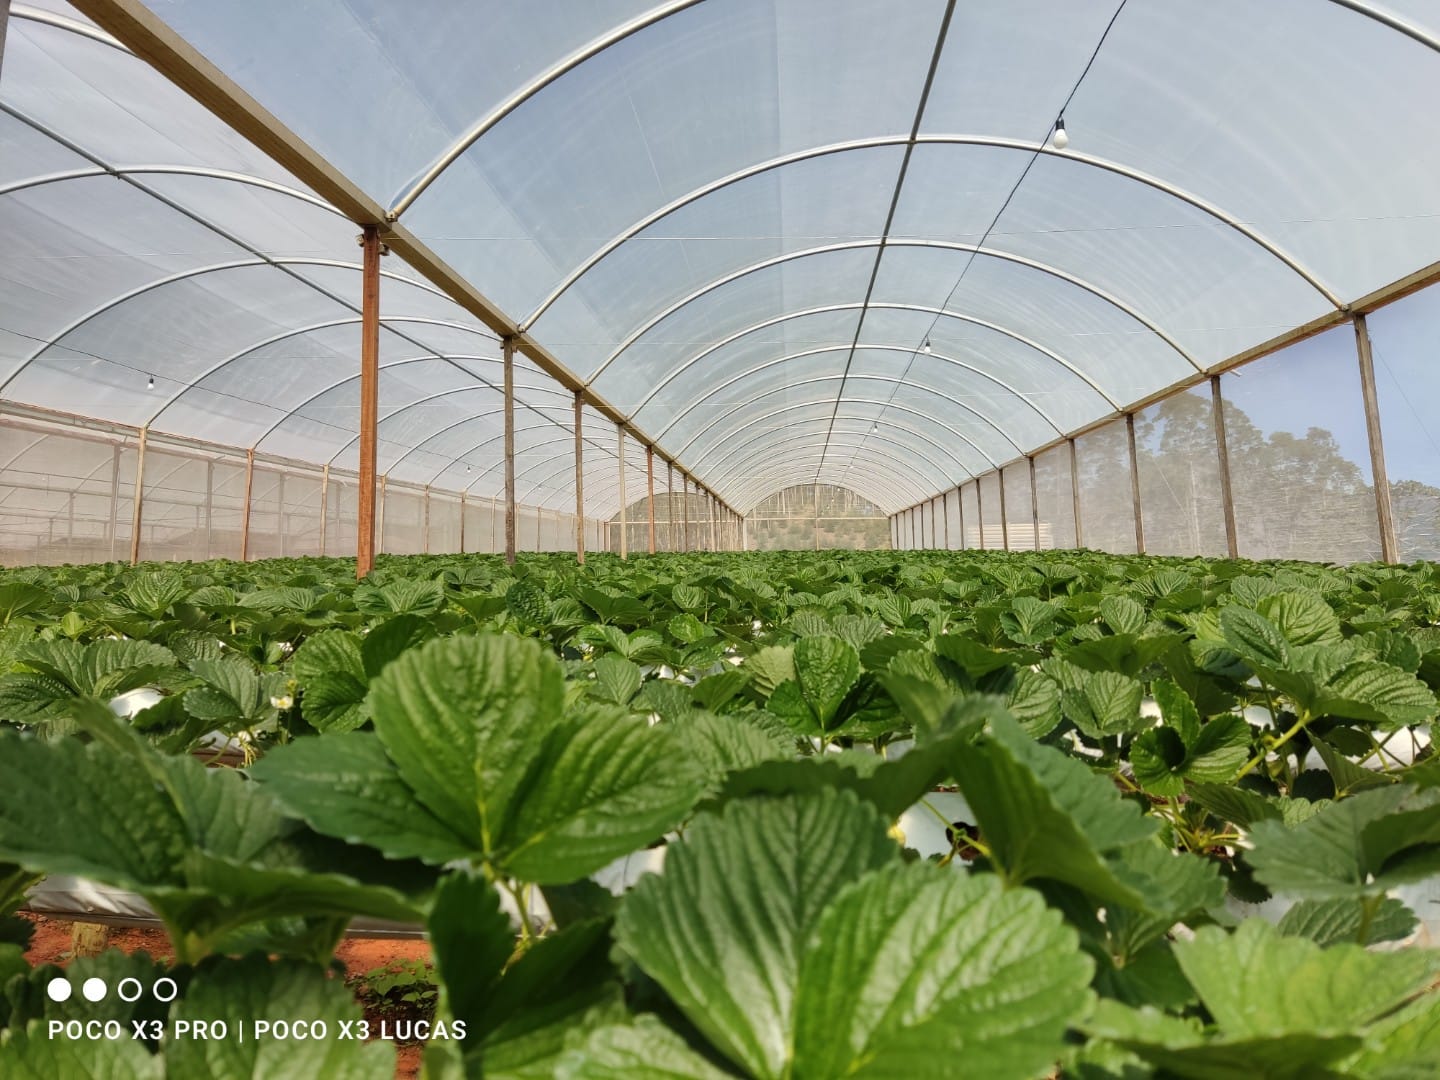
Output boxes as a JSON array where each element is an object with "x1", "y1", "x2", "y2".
[{"x1": 835, "y1": 0, "x2": 1131, "y2": 493}]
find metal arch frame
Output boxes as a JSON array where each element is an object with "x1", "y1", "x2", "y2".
[
  {"x1": 705, "y1": 432, "x2": 953, "y2": 504},
  {"x1": 386, "y1": 0, "x2": 707, "y2": 218},
  {"x1": 722, "y1": 449, "x2": 931, "y2": 513},
  {"x1": 145, "y1": 313, "x2": 499, "y2": 429},
  {"x1": 524, "y1": 135, "x2": 1342, "y2": 329},
  {"x1": 647, "y1": 342, "x2": 1067, "y2": 443},
  {"x1": 681, "y1": 394, "x2": 996, "y2": 478},
  {"x1": 327, "y1": 382, "x2": 572, "y2": 469},
  {"x1": 709, "y1": 432, "x2": 957, "y2": 501},
  {"x1": 702, "y1": 408, "x2": 966, "y2": 487},
  {"x1": 675, "y1": 377, "x2": 1018, "y2": 463},
  {"x1": 459, "y1": 422, "x2": 585, "y2": 497},
  {"x1": 384, "y1": 0, "x2": 1440, "y2": 223},
  {"x1": 0, "y1": 165, "x2": 342, "y2": 217},
  {"x1": 587, "y1": 239, "x2": 1205, "y2": 389},
  {"x1": 247, "y1": 352, "x2": 504, "y2": 450},
  {"x1": 635, "y1": 301, "x2": 1122, "y2": 414},
  {"x1": 439, "y1": 420, "x2": 620, "y2": 500},
  {"x1": 10, "y1": 4, "x2": 128, "y2": 50}
]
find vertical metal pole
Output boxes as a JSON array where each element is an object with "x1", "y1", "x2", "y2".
[
  {"x1": 646, "y1": 444, "x2": 656, "y2": 554},
  {"x1": 491, "y1": 495, "x2": 497, "y2": 553},
  {"x1": 957, "y1": 486, "x2": 966, "y2": 549},
  {"x1": 617, "y1": 426, "x2": 628, "y2": 559},
  {"x1": 205, "y1": 459, "x2": 214, "y2": 558},
  {"x1": 502, "y1": 335, "x2": 517, "y2": 564},
  {"x1": 107, "y1": 443, "x2": 120, "y2": 561},
  {"x1": 1210, "y1": 375, "x2": 1239, "y2": 558},
  {"x1": 1355, "y1": 313, "x2": 1399, "y2": 563},
  {"x1": 814, "y1": 486, "x2": 820, "y2": 551},
  {"x1": 459, "y1": 490, "x2": 467, "y2": 553},
  {"x1": 129, "y1": 427, "x2": 148, "y2": 565},
  {"x1": 1126, "y1": 413, "x2": 1145, "y2": 554},
  {"x1": 709, "y1": 491, "x2": 717, "y2": 551},
  {"x1": 1069, "y1": 437, "x2": 1083, "y2": 548},
  {"x1": 975, "y1": 481, "x2": 985, "y2": 550},
  {"x1": 1028, "y1": 456, "x2": 1040, "y2": 551},
  {"x1": 318, "y1": 463, "x2": 329, "y2": 555},
  {"x1": 277, "y1": 471, "x2": 287, "y2": 559},
  {"x1": 356, "y1": 225, "x2": 381, "y2": 578},
  {"x1": 422, "y1": 485, "x2": 431, "y2": 554},
  {"x1": 930, "y1": 498, "x2": 937, "y2": 550},
  {"x1": 942, "y1": 492, "x2": 950, "y2": 549},
  {"x1": 998, "y1": 472, "x2": 1010, "y2": 551},
  {"x1": 238, "y1": 446, "x2": 254, "y2": 563},
  {"x1": 667, "y1": 461, "x2": 675, "y2": 552},
  {"x1": 536, "y1": 503, "x2": 542, "y2": 550},
  {"x1": 574, "y1": 391, "x2": 585, "y2": 564}
]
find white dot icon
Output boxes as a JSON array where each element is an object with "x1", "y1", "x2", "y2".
[
  {"x1": 81, "y1": 978, "x2": 107, "y2": 1002},
  {"x1": 46, "y1": 977, "x2": 72, "y2": 1002}
]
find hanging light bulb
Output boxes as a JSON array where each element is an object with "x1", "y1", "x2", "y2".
[
  {"x1": 146, "y1": 374, "x2": 155, "y2": 390},
  {"x1": 1051, "y1": 116, "x2": 1069, "y2": 150},
  {"x1": 465, "y1": 464, "x2": 473, "y2": 473},
  {"x1": 921, "y1": 338, "x2": 932, "y2": 354}
]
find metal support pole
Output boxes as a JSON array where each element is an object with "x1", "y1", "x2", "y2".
[
  {"x1": 956, "y1": 486, "x2": 966, "y2": 550},
  {"x1": 942, "y1": 493, "x2": 950, "y2": 550},
  {"x1": 278, "y1": 471, "x2": 287, "y2": 559},
  {"x1": 930, "y1": 498, "x2": 937, "y2": 550},
  {"x1": 356, "y1": 225, "x2": 382, "y2": 578},
  {"x1": 1028, "y1": 456, "x2": 1040, "y2": 551},
  {"x1": 239, "y1": 446, "x2": 254, "y2": 563},
  {"x1": 491, "y1": 496, "x2": 497, "y2": 553},
  {"x1": 503, "y1": 335, "x2": 517, "y2": 564},
  {"x1": 376, "y1": 474, "x2": 387, "y2": 554},
  {"x1": 709, "y1": 491, "x2": 717, "y2": 551},
  {"x1": 646, "y1": 444, "x2": 656, "y2": 555},
  {"x1": 1069, "y1": 437, "x2": 1083, "y2": 548},
  {"x1": 667, "y1": 461, "x2": 675, "y2": 552},
  {"x1": 617, "y1": 426, "x2": 628, "y2": 559},
  {"x1": 683, "y1": 475, "x2": 691, "y2": 552},
  {"x1": 459, "y1": 490, "x2": 467, "y2": 553},
  {"x1": 1355, "y1": 314, "x2": 1399, "y2": 563},
  {"x1": 107, "y1": 443, "x2": 120, "y2": 561},
  {"x1": 1126, "y1": 413, "x2": 1145, "y2": 554},
  {"x1": 422, "y1": 485, "x2": 431, "y2": 554},
  {"x1": 129, "y1": 427, "x2": 148, "y2": 565},
  {"x1": 205, "y1": 459, "x2": 214, "y2": 558},
  {"x1": 998, "y1": 472, "x2": 1010, "y2": 551},
  {"x1": 1210, "y1": 376, "x2": 1239, "y2": 558},
  {"x1": 574, "y1": 391, "x2": 585, "y2": 564},
  {"x1": 814, "y1": 486, "x2": 820, "y2": 551}
]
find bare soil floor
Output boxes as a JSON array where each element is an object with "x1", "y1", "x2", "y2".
[{"x1": 20, "y1": 912, "x2": 432, "y2": 1079}]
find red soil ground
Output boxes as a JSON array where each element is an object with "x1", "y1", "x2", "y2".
[{"x1": 20, "y1": 913, "x2": 432, "y2": 1079}]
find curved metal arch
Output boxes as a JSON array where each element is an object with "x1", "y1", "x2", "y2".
[
  {"x1": 700, "y1": 409, "x2": 965, "y2": 489},
  {"x1": 460, "y1": 423, "x2": 584, "y2": 496},
  {"x1": 648, "y1": 343, "x2": 1065, "y2": 443},
  {"x1": 146, "y1": 310, "x2": 496, "y2": 430},
  {"x1": 0, "y1": 165, "x2": 343, "y2": 217},
  {"x1": 587, "y1": 239, "x2": 1204, "y2": 387},
  {"x1": 433, "y1": 418, "x2": 615, "y2": 496},
  {"x1": 723, "y1": 450, "x2": 932, "y2": 513},
  {"x1": 675, "y1": 375, "x2": 1020, "y2": 463},
  {"x1": 705, "y1": 430, "x2": 955, "y2": 501},
  {"x1": 329, "y1": 380, "x2": 571, "y2": 468},
  {"x1": 10, "y1": 5, "x2": 129, "y2": 51},
  {"x1": 387, "y1": 0, "x2": 707, "y2": 218},
  {"x1": 524, "y1": 135, "x2": 1342, "y2": 329},
  {"x1": 682, "y1": 394, "x2": 997, "y2": 476},
  {"x1": 637, "y1": 301, "x2": 1121, "y2": 413},
  {"x1": 250, "y1": 353, "x2": 505, "y2": 450}
]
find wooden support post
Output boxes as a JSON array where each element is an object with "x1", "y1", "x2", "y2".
[
  {"x1": 709, "y1": 491, "x2": 717, "y2": 551},
  {"x1": 667, "y1": 461, "x2": 675, "y2": 552},
  {"x1": 1029, "y1": 456, "x2": 1040, "y2": 551},
  {"x1": 503, "y1": 335, "x2": 517, "y2": 564},
  {"x1": 490, "y1": 496, "x2": 497, "y2": 552},
  {"x1": 956, "y1": 486, "x2": 965, "y2": 550},
  {"x1": 1069, "y1": 437, "x2": 1083, "y2": 548},
  {"x1": 975, "y1": 481, "x2": 985, "y2": 550},
  {"x1": 998, "y1": 473, "x2": 1010, "y2": 551},
  {"x1": 1126, "y1": 413, "x2": 1145, "y2": 554},
  {"x1": 129, "y1": 427, "x2": 148, "y2": 565},
  {"x1": 376, "y1": 474, "x2": 387, "y2": 553},
  {"x1": 204, "y1": 459, "x2": 214, "y2": 558},
  {"x1": 356, "y1": 225, "x2": 382, "y2": 578},
  {"x1": 683, "y1": 475, "x2": 691, "y2": 552},
  {"x1": 617, "y1": 426, "x2": 627, "y2": 559},
  {"x1": 108, "y1": 443, "x2": 121, "y2": 561},
  {"x1": 646, "y1": 444, "x2": 656, "y2": 555},
  {"x1": 1355, "y1": 314, "x2": 1399, "y2": 563},
  {"x1": 459, "y1": 490, "x2": 466, "y2": 553},
  {"x1": 930, "y1": 498, "x2": 937, "y2": 550},
  {"x1": 239, "y1": 446, "x2": 254, "y2": 563},
  {"x1": 574, "y1": 391, "x2": 585, "y2": 564},
  {"x1": 422, "y1": 485, "x2": 431, "y2": 554},
  {"x1": 1210, "y1": 375, "x2": 1239, "y2": 558},
  {"x1": 318, "y1": 463, "x2": 329, "y2": 555}
]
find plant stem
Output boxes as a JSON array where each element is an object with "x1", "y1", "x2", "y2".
[{"x1": 1236, "y1": 709, "x2": 1311, "y2": 781}]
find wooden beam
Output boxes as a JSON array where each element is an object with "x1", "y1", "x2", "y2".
[
  {"x1": 1210, "y1": 375, "x2": 1239, "y2": 558},
  {"x1": 574, "y1": 391, "x2": 585, "y2": 565},
  {"x1": 1126, "y1": 413, "x2": 1145, "y2": 554},
  {"x1": 646, "y1": 444, "x2": 656, "y2": 555},
  {"x1": 1355, "y1": 314, "x2": 1399, "y2": 563},
  {"x1": 974, "y1": 481, "x2": 983, "y2": 550},
  {"x1": 667, "y1": 461, "x2": 674, "y2": 552},
  {"x1": 129, "y1": 426, "x2": 147, "y2": 565},
  {"x1": 997, "y1": 471, "x2": 1010, "y2": 551},
  {"x1": 239, "y1": 445, "x2": 253, "y2": 562},
  {"x1": 1028, "y1": 455, "x2": 1040, "y2": 551},
  {"x1": 503, "y1": 335, "x2": 516, "y2": 564},
  {"x1": 682, "y1": 474, "x2": 691, "y2": 552},
  {"x1": 356, "y1": 224, "x2": 381, "y2": 578},
  {"x1": 1069, "y1": 437, "x2": 1082, "y2": 548},
  {"x1": 617, "y1": 426, "x2": 627, "y2": 559}
]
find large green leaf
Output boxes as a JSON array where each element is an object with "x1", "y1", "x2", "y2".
[
  {"x1": 616, "y1": 790, "x2": 896, "y2": 1077},
  {"x1": 947, "y1": 712, "x2": 1159, "y2": 906},
  {"x1": 0, "y1": 638, "x2": 176, "y2": 720},
  {"x1": 291, "y1": 629, "x2": 369, "y2": 732},
  {"x1": 264, "y1": 634, "x2": 703, "y2": 882},
  {"x1": 791, "y1": 634, "x2": 859, "y2": 728}
]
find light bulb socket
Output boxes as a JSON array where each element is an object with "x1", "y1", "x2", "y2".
[{"x1": 1051, "y1": 117, "x2": 1068, "y2": 149}]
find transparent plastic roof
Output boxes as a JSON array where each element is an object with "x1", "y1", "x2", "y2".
[{"x1": 5, "y1": 0, "x2": 1440, "y2": 514}]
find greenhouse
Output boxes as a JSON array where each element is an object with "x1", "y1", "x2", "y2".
[{"x1": 4, "y1": 1, "x2": 1440, "y2": 1078}]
